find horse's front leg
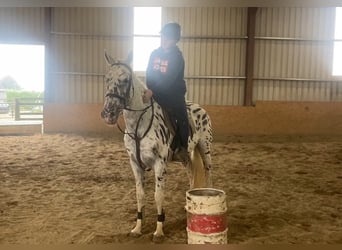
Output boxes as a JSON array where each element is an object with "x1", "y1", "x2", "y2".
[
  {"x1": 153, "y1": 159, "x2": 167, "y2": 241},
  {"x1": 129, "y1": 157, "x2": 145, "y2": 236}
]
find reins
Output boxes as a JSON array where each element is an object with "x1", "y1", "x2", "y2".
[
  {"x1": 117, "y1": 99, "x2": 155, "y2": 171},
  {"x1": 115, "y1": 99, "x2": 154, "y2": 142}
]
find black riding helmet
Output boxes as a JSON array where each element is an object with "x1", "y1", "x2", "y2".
[{"x1": 160, "y1": 22, "x2": 181, "y2": 42}]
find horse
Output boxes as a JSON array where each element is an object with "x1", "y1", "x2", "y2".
[{"x1": 101, "y1": 51, "x2": 213, "y2": 242}]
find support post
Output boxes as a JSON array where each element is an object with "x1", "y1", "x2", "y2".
[
  {"x1": 15, "y1": 98, "x2": 20, "y2": 121},
  {"x1": 44, "y1": 7, "x2": 52, "y2": 103},
  {"x1": 244, "y1": 7, "x2": 258, "y2": 106}
]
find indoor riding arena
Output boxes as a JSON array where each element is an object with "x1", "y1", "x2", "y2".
[{"x1": 0, "y1": 0, "x2": 342, "y2": 245}]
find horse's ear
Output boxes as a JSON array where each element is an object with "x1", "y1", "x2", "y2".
[
  {"x1": 104, "y1": 50, "x2": 115, "y2": 66},
  {"x1": 125, "y1": 50, "x2": 133, "y2": 66}
]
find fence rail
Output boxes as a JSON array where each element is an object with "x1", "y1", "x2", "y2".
[{"x1": 15, "y1": 98, "x2": 44, "y2": 121}]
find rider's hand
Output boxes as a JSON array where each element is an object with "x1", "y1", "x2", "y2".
[{"x1": 142, "y1": 89, "x2": 153, "y2": 103}]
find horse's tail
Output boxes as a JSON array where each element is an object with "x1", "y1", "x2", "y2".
[{"x1": 189, "y1": 145, "x2": 207, "y2": 188}]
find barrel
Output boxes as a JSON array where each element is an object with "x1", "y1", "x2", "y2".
[{"x1": 185, "y1": 188, "x2": 228, "y2": 244}]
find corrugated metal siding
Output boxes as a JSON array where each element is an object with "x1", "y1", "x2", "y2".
[
  {"x1": 50, "y1": 36, "x2": 131, "y2": 74},
  {"x1": 49, "y1": 75, "x2": 104, "y2": 103},
  {"x1": 52, "y1": 8, "x2": 132, "y2": 35},
  {"x1": 0, "y1": 7, "x2": 45, "y2": 44},
  {"x1": 1, "y1": 7, "x2": 340, "y2": 105},
  {"x1": 255, "y1": 41, "x2": 334, "y2": 80},
  {"x1": 49, "y1": 7, "x2": 133, "y2": 103},
  {"x1": 187, "y1": 79, "x2": 244, "y2": 105},
  {"x1": 254, "y1": 7, "x2": 342, "y2": 102},
  {"x1": 163, "y1": 7, "x2": 247, "y2": 105},
  {"x1": 253, "y1": 80, "x2": 340, "y2": 101},
  {"x1": 256, "y1": 8, "x2": 335, "y2": 39}
]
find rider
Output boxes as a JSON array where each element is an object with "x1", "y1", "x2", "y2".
[{"x1": 143, "y1": 22, "x2": 189, "y2": 159}]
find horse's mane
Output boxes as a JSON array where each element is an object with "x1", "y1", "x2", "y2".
[{"x1": 132, "y1": 73, "x2": 147, "y2": 90}]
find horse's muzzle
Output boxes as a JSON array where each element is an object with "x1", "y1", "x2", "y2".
[
  {"x1": 100, "y1": 109, "x2": 107, "y2": 119},
  {"x1": 101, "y1": 108, "x2": 118, "y2": 125}
]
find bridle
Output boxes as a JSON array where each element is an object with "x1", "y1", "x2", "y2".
[
  {"x1": 105, "y1": 62, "x2": 155, "y2": 171},
  {"x1": 105, "y1": 62, "x2": 133, "y2": 109}
]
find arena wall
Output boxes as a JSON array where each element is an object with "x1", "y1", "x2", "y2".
[{"x1": 43, "y1": 101, "x2": 342, "y2": 138}]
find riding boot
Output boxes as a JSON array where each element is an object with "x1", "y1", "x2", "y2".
[
  {"x1": 170, "y1": 133, "x2": 180, "y2": 151},
  {"x1": 174, "y1": 146, "x2": 190, "y2": 163},
  {"x1": 172, "y1": 124, "x2": 190, "y2": 163},
  {"x1": 178, "y1": 119, "x2": 189, "y2": 149}
]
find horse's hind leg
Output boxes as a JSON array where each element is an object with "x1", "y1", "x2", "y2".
[{"x1": 130, "y1": 160, "x2": 145, "y2": 236}]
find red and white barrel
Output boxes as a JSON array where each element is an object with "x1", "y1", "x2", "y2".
[{"x1": 185, "y1": 188, "x2": 228, "y2": 244}]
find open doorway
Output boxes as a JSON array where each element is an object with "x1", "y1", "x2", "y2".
[
  {"x1": 0, "y1": 44, "x2": 45, "y2": 123},
  {"x1": 333, "y1": 7, "x2": 342, "y2": 76},
  {"x1": 133, "y1": 7, "x2": 161, "y2": 72}
]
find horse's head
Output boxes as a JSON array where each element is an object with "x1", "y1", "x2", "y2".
[{"x1": 101, "y1": 51, "x2": 133, "y2": 125}]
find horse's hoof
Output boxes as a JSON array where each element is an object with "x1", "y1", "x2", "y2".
[
  {"x1": 152, "y1": 234, "x2": 165, "y2": 243},
  {"x1": 129, "y1": 232, "x2": 142, "y2": 238}
]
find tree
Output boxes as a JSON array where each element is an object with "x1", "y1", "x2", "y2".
[{"x1": 0, "y1": 75, "x2": 21, "y2": 90}]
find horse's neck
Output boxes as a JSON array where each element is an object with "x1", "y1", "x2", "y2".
[
  {"x1": 125, "y1": 74, "x2": 148, "y2": 111},
  {"x1": 123, "y1": 75, "x2": 152, "y2": 131}
]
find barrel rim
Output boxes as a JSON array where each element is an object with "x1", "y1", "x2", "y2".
[
  {"x1": 186, "y1": 188, "x2": 226, "y2": 197},
  {"x1": 187, "y1": 227, "x2": 229, "y2": 235}
]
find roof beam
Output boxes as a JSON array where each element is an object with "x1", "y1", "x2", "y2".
[{"x1": 1, "y1": 0, "x2": 341, "y2": 7}]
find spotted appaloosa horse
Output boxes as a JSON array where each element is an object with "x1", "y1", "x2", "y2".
[{"x1": 101, "y1": 51, "x2": 213, "y2": 241}]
